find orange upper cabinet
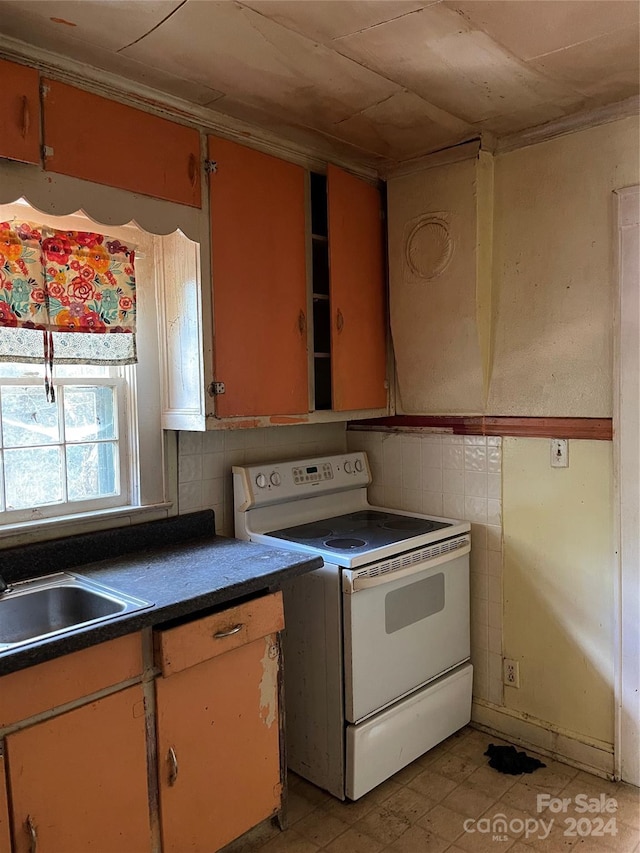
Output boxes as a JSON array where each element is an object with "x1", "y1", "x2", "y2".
[
  {"x1": 208, "y1": 135, "x2": 308, "y2": 417},
  {"x1": 42, "y1": 79, "x2": 201, "y2": 206},
  {"x1": 0, "y1": 59, "x2": 40, "y2": 165},
  {"x1": 327, "y1": 165, "x2": 387, "y2": 411}
]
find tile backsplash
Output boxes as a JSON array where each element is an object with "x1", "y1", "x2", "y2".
[
  {"x1": 177, "y1": 423, "x2": 347, "y2": 536},
  {"x1": 346, "y1": 428, "x2": 504, "y2": 707}
]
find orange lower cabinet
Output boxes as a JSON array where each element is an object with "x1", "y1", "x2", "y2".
[
  {"x1": 156, "y1": 633, "x2": 283, "y2": 853},
  {"x1": 6, "y1": 685, "x2": 152, "y2": 853},
  {"x1": 0, "y1": 749, "x2": 11, "y2": 853}
]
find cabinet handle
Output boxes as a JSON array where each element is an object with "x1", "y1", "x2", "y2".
[
  {"x1": 298, "y1": 310, "x2": 306, "y2": 336},
  {"x1": 336, "y1": 308, "x2": 344, "y2": 333},
  {"x1": 188, "y1": 153, "x2": 198, "y2": 189},
  {"x1": 168, "y1": 747, "x2": 179, "y2": 786},
  {"x1": 21, "y1": 96, "x2": 30, "y2": 139},
  {"x1": 213, "y1": 623, "x2": 243, "y2": 639},
  {"x1": 26, "y1": 815, "x2": 37, "y2": 853}
]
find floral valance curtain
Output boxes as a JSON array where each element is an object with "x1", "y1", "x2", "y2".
[{"x1": 0, "y1": 220, "x2": 137, "y2": 399}]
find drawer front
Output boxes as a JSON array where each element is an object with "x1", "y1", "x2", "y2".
[
  {"x1": 0, "y1": 633, "x2": 143, "y2": 728},
  {"x1": 155, "y1": 592, "x2": 284, "y2": 676}
]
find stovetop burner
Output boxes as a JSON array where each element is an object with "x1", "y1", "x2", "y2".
[
  {"x1": 347, "y1": 511, "x2": 388, "y2": 522},
  {"x1": 324, "y1": 537, "x2": 367, "y2": 550}
]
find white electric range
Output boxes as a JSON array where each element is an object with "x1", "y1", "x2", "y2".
[{"x1": 233, "y1": 451, "x2": 472, "y2": 800}]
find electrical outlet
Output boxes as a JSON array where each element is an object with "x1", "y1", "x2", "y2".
[
  {"x1": 550, "y1": 438, "x2": 569, "y2": 468},
  {"x1": 503, "y1": 658, "x2": 520, "y2": 688}
]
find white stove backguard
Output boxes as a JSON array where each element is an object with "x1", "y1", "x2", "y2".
[
  {"x1": 233, "y1": 451, "x2": 371, "y2": 538},
  {"x1": 234, "y1": 452, "x2": 370, "y2": 507}
]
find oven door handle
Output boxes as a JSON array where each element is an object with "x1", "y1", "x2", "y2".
[{"x1": 343, "y1": 542, "x2": 470, "y2": 593}]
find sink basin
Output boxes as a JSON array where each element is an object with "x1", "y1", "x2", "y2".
[{"x1": 0, "y1": 573, "x2": 153, "y2": 653}]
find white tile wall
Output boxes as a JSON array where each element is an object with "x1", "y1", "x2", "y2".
[
  {"x1": 346, "y1": 428, "x2": 505, "y2": 708},
  {"x1": 177, "y1": 423, "x2": 347, "y2": 536}
]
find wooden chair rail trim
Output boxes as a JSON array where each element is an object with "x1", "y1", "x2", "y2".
[{"x1": 348, "y1": 416, "x2": 613, "y2": 441}]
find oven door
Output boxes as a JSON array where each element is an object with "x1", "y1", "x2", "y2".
[{"x1": 342, "y1": 545, "x2": 470, "y2": 724}]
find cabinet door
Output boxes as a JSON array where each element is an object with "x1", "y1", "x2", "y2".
[
  {"x1": 327, "y1": 164, "x2": 387, "y2": 411},
  {"x1": 0, "y1": 59, "x2": 40, "y2": 165},
  {"x1": 156, "y1": 634, "x2": 282, "y2": 852},
  {"x1": 42, "y1": 80, "x2": 201, "y2": 206},
  {"x1": 208, "y1": 135, "x2": 308, "y2": 417},
  {"x1": 6, "y1": 685, "x2": 151, "y2": 853}
]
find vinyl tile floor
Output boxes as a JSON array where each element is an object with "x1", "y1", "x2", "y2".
[{"x1": 222, "y1": 726, "x2": 640, "y2": 853}]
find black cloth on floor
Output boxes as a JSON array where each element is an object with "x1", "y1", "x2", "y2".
[{"x1": 484, "y1": 743, "x2": 546, "y2": 775}]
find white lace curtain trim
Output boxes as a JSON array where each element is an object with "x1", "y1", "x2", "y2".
[{"x1": 0, "y1": 326, "x2": 136, "y2": 365}]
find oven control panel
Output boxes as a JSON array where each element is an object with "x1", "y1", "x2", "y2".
[
  {"x1": 233, "y1": 452, "x2": 371, "y2": 508},
  {"x1": 292, "y1": 462, "x2": 333, "y2": 484}
]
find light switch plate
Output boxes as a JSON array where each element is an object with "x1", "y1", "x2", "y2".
[{"x1": 550, "y1": 438, "x2": 569, "y2": 468}]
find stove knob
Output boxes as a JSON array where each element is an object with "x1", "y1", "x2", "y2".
[
  {"x1": 344, "y1": 460, "x2": 353, "y2": 474},
  {"x1": 355, "y1": 458, "x2": 364, "y2": 472},
  {"x1": 256, "y1": 473, "x2": 267, "y2": 489},
  {"x1": 270, "y1": 472, "x2": 281, "y2": 486}
]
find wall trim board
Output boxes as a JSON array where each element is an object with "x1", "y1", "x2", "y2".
[
  {"x1": 382, "y1": 139, "x2": 481, "y2": 179},
  {"x1": 497, "y1": 96, "x2": 639, "y2": 155},
  {"x1": 613, "y1": 184, "x2": 640, "y2": 786},
  {"x1": 348, "y1": 416, "x2": 613, "y2": 440},
  {"x1": 471, "y1": 700, "x2": 615, "y2": 779}
]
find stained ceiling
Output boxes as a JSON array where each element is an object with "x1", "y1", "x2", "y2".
[{"x1": 0, "y1": 0, "x2": 638, "y2": 169}]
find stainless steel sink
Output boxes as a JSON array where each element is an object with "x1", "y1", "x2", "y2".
[{"x1": 0, "y1": 573, "x2": 153, "y2": 653}]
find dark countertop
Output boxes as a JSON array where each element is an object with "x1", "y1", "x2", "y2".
[{"x1": 0, "y1": 511, "x2": 322, "y2": 676}]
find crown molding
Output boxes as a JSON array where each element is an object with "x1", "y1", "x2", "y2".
[
  {"x1": 382, "y1": 138, "x2": 482, "y2": 180},
  {"x1": 497, "y1": 96, "x2": 640, "y2": 154}
]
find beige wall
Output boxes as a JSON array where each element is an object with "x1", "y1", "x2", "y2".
[
  {"x1": 502, "y1": 437, "x2": 614, "y2": 746},
  {"x1": 488, "y1": 117, "x2": 640, "y2": 416},
  {"x1": 388, "y1": 116, "x2": 640, "y2": 416},
  {"x1": 388, "y1": 155, "x2": 485, "y2": 414}
]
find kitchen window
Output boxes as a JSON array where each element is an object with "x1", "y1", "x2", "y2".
[
  {"x1": 0, "y1": 201, "x2": 170, "y2": 534},
  {"x1": 0, "y1": 365, "x2": 127, "y2": 521}
]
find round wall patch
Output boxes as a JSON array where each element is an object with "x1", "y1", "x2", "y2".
[{"x1": 405, "y1": 217, "x2": 453, "y2": 280}]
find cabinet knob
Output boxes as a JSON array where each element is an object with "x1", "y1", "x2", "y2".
[
  {"x1": 298, "y1": 310, "x2": 306, "y2": 336},
  {"x1": 336, "y1": 309, "x2": 344, "y2": 333},
  {"x1": 21, "y1": 96, "x2": 30, "y2": 140},
  {"x1": 168, "y1": 746, "x2": 179, "y2": 787},
  {"x1": 26, "y1": 815, "x2": 37, "y2": 853}
]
